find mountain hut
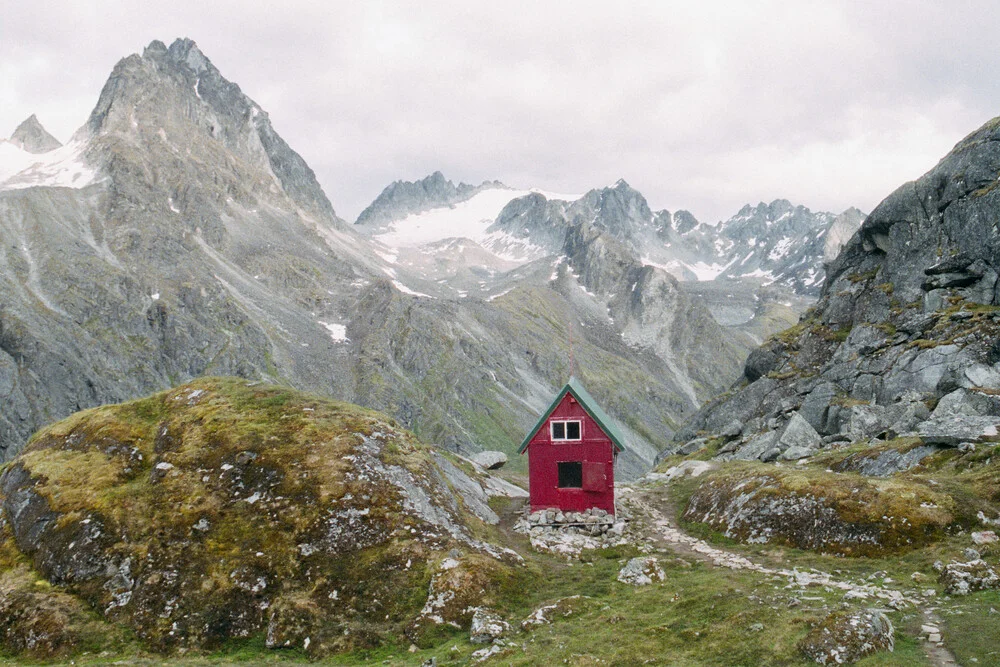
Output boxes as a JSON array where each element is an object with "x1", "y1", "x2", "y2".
[{"x1": 518, "y1": 378, "x2": 623, "y2": 514}]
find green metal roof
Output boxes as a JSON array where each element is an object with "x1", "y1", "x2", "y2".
[{"x1": 518, "y1": 376, "x2": 626, "y2": 454}]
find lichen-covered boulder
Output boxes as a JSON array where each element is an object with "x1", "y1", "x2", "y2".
[
  {"x1": 799, "y1": 608, "x2": 894, "y2": 665},
  {"x1": 617, "y1": 557, "x2": 665, "y2": 586},
  {"x1": 938, "y1": 558, "x2": 1000, "y2": 595},
  {"x1": 683, "y1": 465, "x2": 953, "y2": 556},
  {"x1": 408, "y1": 553, "x2": 511, "y2": 645},
  {"x1": 469, "y1": 607, "x2": 510, "y2": 644},
  {"x1": 0, "y1": 378, "x2": 521, "y2": 655}
]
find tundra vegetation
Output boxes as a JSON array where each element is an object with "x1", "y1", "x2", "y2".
[{"x1": 0, "y1": 379, "x2": 999, "y2": 665}]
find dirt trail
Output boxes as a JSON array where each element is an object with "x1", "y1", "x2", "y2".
[{"x1": 625, "y1": 483, "x2": 961, "y2": 667}]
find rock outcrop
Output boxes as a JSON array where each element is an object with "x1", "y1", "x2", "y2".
[
  {"x1": 682, "y1": 466, "x2": 953, "y2": 556},
  {"x1": 799, "y1": 609, "x2": 894, "y2": 665},
  {"x1": 0, "y1": 379, "x2": 521, "y2": 656},
  {"x1": 671, "y1": 112, "x2": 1000, "y2": 466}
]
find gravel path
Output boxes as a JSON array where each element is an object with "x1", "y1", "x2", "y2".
[{"x1": 626, "y1": 479, "x2": 962, "y2": 667}]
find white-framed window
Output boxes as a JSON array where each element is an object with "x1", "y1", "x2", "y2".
[{"x1": 550, "y1": 420, "x2": 582, "y2": 441}]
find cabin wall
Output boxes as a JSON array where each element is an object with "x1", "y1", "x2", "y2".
[{"x1": 526, "y1": 394, "x2": 616, "y2": 514}]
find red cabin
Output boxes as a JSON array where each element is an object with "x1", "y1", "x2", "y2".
[{"x1": 518, "y1": 377, "x2": 624, "y2": 515}]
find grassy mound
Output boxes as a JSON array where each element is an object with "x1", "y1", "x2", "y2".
[{"x1": 0, "y1": 378, "x2": 519, "y2": 657}]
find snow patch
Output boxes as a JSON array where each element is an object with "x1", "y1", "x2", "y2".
[
  {"x1": 318, "y1": 321, "x2": 349, "y2": 343},
  {"x1": 767, "y1": 237, "x2": 794, "y2": 261},
  {"x1": 391, "y1": 280, "x2": 435, "y2": 298},
  {"x1": 642, "y1": 256, "x2": 737, "y2": 282},
  {"x1": 487, "y1": 288, "x2": 513, "y2": 302},
  {"x1": 372, "y1": 187, "x2": 566, "y2": 265}
]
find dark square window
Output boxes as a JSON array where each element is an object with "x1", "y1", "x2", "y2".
[
  {"x1": 551, "y1": 420, "x2": 582, "y2": 441},
  {"x1": 558, "y1": 461, "x2": 583, "y2": 488}
]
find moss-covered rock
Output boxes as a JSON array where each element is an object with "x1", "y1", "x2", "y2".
[
  {"x1": 683, "y1": 464, "x2": 953, "y2": 556},
  {"x1": 799, "y1": 608, "x2": 894, "y2": 665},
  {"x1": 0, "y1": 561, "x2": 127, "y2": 660},
  {"x1": 0, "y1": 378, "x2": 520, "y2": 655}
]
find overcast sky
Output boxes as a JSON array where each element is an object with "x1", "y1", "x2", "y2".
[{"x1": 3, "y1": 1, "x2": 1000, "y2": 223}]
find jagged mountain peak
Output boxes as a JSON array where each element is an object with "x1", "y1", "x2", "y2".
[
  {"x1": 356, "y1": 171, "x2": 508, "y2": 228},
  {"x1": 83, "y1": 37, "x2": 336, "y2": 220},
  {"x1": 10, "y1": 114, "x2": 62, "y2": 153},
  {"x1": 669, "y1": 209, "x2": 700, "y2": 234},
  {"x1": 581, "y1": 179, "x2": 652, "y2": 218}
]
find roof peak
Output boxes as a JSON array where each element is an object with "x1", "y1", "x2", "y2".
[{"x1": 518, "y1": 378, "x2": 626, "y2": 454}]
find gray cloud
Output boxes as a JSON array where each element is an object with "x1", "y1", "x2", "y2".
[{"x1": 2, "y1": 1, "x2": 999, "y2": 223}]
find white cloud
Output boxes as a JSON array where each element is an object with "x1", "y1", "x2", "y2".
[{"x1": 2, "y1": 1, "x2": 999, "y2": 223}]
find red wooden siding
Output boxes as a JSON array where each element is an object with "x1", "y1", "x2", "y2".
[{"x1": 524, "y1": 393, "x2": 616, "y2": 514}]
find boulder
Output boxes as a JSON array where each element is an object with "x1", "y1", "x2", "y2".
[
  {"x1": 778, "y1": 413, "x2": 821, "y2": 451},
  {"x1": 799, "y1": 382, "x2": 838, "y2": 434},
  {"x1": 885, "y1": 401, "x2": 930, "y2": 437},
  {"x1": 780, "y1": 445, "x2": 816, "y2": 461},
  {"x1": 832, "y1": 445, "x2": 940, "y2": 477},
  {"x1": 879, "y1": 345, "x2": 969, "y2": 403},
  {"x1": 961, "y1": 363, "x2": 1000, "y2": 390},
  {"x1": 677, "y1": 437, "x2": 710, "y2": 455},
  {"x1": 720, "y1": 420, "x2": 744, "y2": 440},
  {"x1": 471, "y1": 451, "x2": 508, "y2": 470},
  {"x1": 617, "y1": 557, "x2": 665, "y2": 586},
  {"x1": 938, "y1": 558, "x2": 1000, "y2": 595},
  {"x1": 799, "y1": 609, "x2": 894, "y2": 665},
  {"x1": 917, "y1": 415, "x2": 1000, "y2": 446},
  {"x1": 469, "y1": 607, "x2": 510, "y2": 644},
  {"x1": 972, "y1": 531, "x2": 998, "y2": 545},
  {"x1": 761, "y1": 447, "x2": 783, "y2": 463},
  {"x1": 932, "y1": 389, "x2": 985, "y2": 418},
  {"x1": 729, "y1": 431, "x2": 780, "y2": 461},
  {"x1": 744, "y1": 343, "x2": 786, "y2": 382},
  {"x1": 843, "y1": 404, "x2": 892, "y2": 441}
]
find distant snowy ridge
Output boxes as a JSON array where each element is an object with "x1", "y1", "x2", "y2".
[
  {"x1": 356, "y1": 175, "x2": 864, "y2": 297},
  {"x1": 371, "y1": 185, "x2": 580, "y2": 264}
]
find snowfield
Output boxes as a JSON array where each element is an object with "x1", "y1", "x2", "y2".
[
  {"x1": 372, "y1": 186, "x2": 580, "y2": 264},
  {"x1": 0, "y1": 140, "x2": 97, "y2": 190}
]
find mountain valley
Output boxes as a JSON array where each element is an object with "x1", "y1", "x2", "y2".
[
  {"x1": 0, "y1": 39, "x2": 857, "y2": 479},
  {"x1": 7, "y1": 34, "x2": 1000, "y2": 667}
]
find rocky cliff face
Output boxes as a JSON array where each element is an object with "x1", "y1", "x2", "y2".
[{"x1": 670, "y1": 113, "x2": 1000, "y2": 468}]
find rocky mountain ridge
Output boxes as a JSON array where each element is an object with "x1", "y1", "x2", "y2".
[
  {"x1": 0, "y1": 38, "x2": 786, "y2": 479},
  {"x1": 355, "y1": 170, "x2": 504, "y2": 232},
  {"x1": 670, "y1": 112, "x2": 1000, "y2": 471},
  {"x1": 364, "y1": 176, "x2": 864, "y2": 297}
]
